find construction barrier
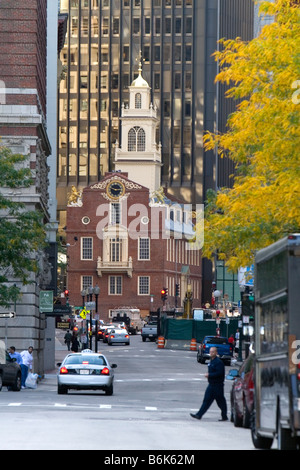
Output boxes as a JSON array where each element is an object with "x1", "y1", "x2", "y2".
[
  {"x1": 157, "y1": 336, "x2": 165, "y2": 349},
  {"x1": 190, "y1": 338, "x2": 197, "y2": 351}
]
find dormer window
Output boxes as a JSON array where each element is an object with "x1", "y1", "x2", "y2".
[
  {"x1": 128, "y1": 126, "x2": 146, "y2": 151},
  {"x1": 135, "y1": 93, "x2": 142, "y2": 109}
]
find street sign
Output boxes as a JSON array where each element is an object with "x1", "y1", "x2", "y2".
[
  {"x1": 39, "y1": 290, "x2": 54, "y2": 313},
  {"x1": 85, "y1": 301, "x2": 95, "y2": 310},
  {"x1": 0, "y1": 312, "x2": 15, "y2": 319},
  {"x1": 79, "y1": 308, "x2": 90, "y2": 319}
]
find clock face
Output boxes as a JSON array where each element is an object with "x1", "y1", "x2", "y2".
[{"x1": 106, "y1": 181, "x2": 125, "y2": 199}]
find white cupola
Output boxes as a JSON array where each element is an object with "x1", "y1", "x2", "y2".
[{"x1": 114, "y1": 63, "x2": 162, "y2": 194}]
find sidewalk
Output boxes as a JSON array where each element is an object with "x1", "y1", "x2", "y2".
[{"x1": 44, "y1": 330, "x2": 70, "y2": 377}]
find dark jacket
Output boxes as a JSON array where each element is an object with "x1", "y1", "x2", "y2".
[{"x1": 207, "y1": 356, "x2": 225, "y2": 385}]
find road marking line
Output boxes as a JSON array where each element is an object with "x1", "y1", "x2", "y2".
[
  {"x1": 54, "y1": 403, "x2": 67, "y2": 407},
  {"x1": 99, "y1": 404, "x2": 112, "y2": 409},
  {"x1": 8, "y1": 403, "x2": 22, "y2": 406},
  {"x1": 145, "y1": 406, "x2": 157, "y2": 411}
]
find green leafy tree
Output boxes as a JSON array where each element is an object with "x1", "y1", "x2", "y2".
[
  {"x1": 0, "y1": 146, "x2": 47, "y2": 307},
  {"x1": 202, "y1": 0, "x2": 300, "y2": 272}
]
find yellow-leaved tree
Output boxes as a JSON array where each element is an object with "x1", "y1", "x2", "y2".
[{"x1": 202, "y1": 0, "x2": 300, "y2": 272}]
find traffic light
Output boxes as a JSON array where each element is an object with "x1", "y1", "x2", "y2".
[
  {"x1": 175, "y1": 283, "x2": 180, "y2": 297},
  {"x1": 242, "y1": 294, "x2": 255, "y2": 318},
  {"x1": 161, "y1": 287, "x2": 168, "y2": 301},
  {"x1": 64, "y1": 289, "x2": 69, "y2": 299}
]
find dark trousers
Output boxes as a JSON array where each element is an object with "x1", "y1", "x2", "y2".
[{"x1": 196, "y1": 383, "x2": 227, "y2": 419}]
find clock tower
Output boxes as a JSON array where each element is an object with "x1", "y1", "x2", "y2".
[{"x1": 114, "y1": 63, "x2": 162, "y2": 195}]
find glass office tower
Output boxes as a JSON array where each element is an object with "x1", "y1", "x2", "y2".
[
  {"x1": 57, "y1": 0, "x2": 203, "y2": 229},
  {"x1": 57, "y1": 0, "x2": 254, "y2": 302}
]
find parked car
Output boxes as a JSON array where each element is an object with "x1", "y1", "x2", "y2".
[
  {"x1": 227, "y1": 353, "x2": 254, "y2": 428},
  {"x1": 197, "y1": 336, "x2": 233, "y2": 366},
  {"x1": 0, "y1": 349, "x2": 22, "y2": 392},
  {"x1": 57, "y1": 350, "x2": 117, "y2": 395},
  {"x1": 107, "y1": 329, "x2": 130, "y2": 346}
]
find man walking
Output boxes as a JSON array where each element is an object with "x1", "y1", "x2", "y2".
[
  {"x1": 190, "y1": 346, "x2": 228, "y2": 421},
  {"x1": 64, "y1": 330, "x2": 72, "y2": 351}
]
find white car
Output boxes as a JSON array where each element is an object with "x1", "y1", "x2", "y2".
[
  {"x1": 57, "y1": 350, "x2": 117, "y2": 395},
  {"x1": 107, "y1": 329, "x2": 130, "y2": 346}
]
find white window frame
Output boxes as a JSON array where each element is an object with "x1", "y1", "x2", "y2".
[
  {"x1": 110, "y1": 202, "x2": 121, "y2": 224},
  {"x1": 138, "y1": 276, "x2": 150, "y2": 295},
  {"x1": 81, "y1": 275, "x2": 93, "y2": 292},
  {"x1": 109, "y1": 275, "x2": 122, "y2": 295},
  {"x1": 138, "y1": 237, "x2": 150, "y2": 260},
  {"x1": 81, "y1": 237, "x2": 93, "y2": 260}
]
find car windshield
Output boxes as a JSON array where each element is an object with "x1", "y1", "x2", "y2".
[
  {"x1": 65, "y1": 355, "x2": 107, "y2": 366},
  {"x1": 205, "y1": 337, "x2": 228, "y2": 344},
  {"x1": 111, "y1": 329, "x2": 126, "y2": 334}
]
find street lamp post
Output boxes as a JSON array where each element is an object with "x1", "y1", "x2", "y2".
[
  {"x1": 88, "y1": 286, "x2": 94, "y2": 349},
  {"x1": 93, "y1": 285, "x2": 100, "y2": 353},
  {"x1": 81, "y1": 289, "x2": 88, "y2": 349}
]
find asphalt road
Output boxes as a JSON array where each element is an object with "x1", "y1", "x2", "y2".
[{"x1": 0, "y1": 331, "x2": 255, "y2": 451}]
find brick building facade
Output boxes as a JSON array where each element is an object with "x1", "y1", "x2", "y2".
[{"x1": 66, "y1": 172, "x2": 202, "y2": 321}]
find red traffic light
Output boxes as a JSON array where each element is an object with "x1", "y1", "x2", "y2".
[
  {"x1": 161, "y1": 287, "x2": 168, "y2": 300},
  {"x1": 64, "y1": 289, "x2": 69, "y2": 297}
]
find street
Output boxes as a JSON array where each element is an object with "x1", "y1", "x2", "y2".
[{"x1": 0, "y1": 331, "x2": 254, "y2": 451}]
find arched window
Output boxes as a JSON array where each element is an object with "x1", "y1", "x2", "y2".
[
  {"x1": 135, "y1": 93, "x2": 142, "y2": 109},
  {"x1": 128, "y1": 126, "x2": 146, "y2": 151}
]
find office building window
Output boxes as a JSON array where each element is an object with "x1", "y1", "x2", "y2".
[
  {"x1": 133, "y1": 18, "x2": 140, "y2": 34},
  {"x1": 145, "y1": 17, "x2": 151, "y2": 34},
  {"x1": 154, "y1": 45, "x2": 160, "y2": 62},
  {"x1": 165, "y1": 17, "x2": 171, "y2": 34},
  {"x1": 113, "y1": 18, "x2": 120, "y2": 35},
  {"x1": 154, "y1": 73, "x2": 160, "y2": 89},
  {"x1": 185, "y1": 45, "x2": 192, "y2": 62}
]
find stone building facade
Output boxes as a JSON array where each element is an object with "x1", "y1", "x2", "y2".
[{"x1": 0, "y1": 0, "x2": 51, "y2": 375}]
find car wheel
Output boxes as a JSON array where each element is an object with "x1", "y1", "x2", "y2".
[
  {"x1": 242, "y1": 399, "x2": 251, "y2": 428},
  {"x1": 233, "y1": 401, "x2": 243, "y2": 427},
  {"x1": 251, "y1": 409, "x2": 273, "y2": 450},
  {"x1": 105, "y1": 384, "x2": 113, "y2": 396},
  {"x1": 57, "y1": 385, "x2": 68, "y2": 395},
  {"x1": 142, "y1": 337, "x2": 146, "y2": 342},
  {"x1": 12, "y1": 373, "x2": 21, "y2": 392},
  {"x1": 0, "y1": 374, "x2": 2, "y2": 392},
  {"x1": 277, "y1": 408, "x2": 298, "y2": 450}
]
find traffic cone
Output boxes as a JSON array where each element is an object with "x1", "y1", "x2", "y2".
[{"x1": 190, "y1": 338, "x2": 197, "y2": 351}]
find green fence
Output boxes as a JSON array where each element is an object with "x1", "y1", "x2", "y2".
[{"x1": 160, "y1": 317, "x2": 241, "y2": 343}]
